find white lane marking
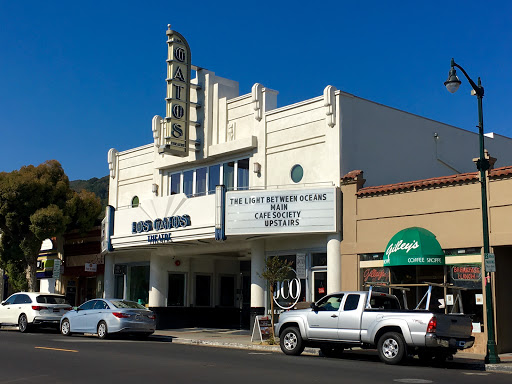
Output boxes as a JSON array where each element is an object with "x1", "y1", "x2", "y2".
[
  {"x1": 463, "y1": 373, "x2": 490, "y2": 375},
  {"x1": 394, "y1": 380, "x2": 433, "y2": 383},
  {"x1": 248, "y1": 352, "x2": 272, "y2": 355}
]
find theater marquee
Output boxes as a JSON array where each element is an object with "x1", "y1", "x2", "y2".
[{"x1": 225, "y1": 187, "x2": 338, "y2": 235}]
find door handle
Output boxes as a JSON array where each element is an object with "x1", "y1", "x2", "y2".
[{"x1": 331, "y1": 314, "x2": 338, "y2": 318}]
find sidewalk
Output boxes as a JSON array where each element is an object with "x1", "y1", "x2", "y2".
[{"x1": 153, "y1": 328, "x2": 512, "y2": 374}]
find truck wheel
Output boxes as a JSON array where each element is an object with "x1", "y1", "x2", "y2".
[
  {"x1": 280, "y1": 327, "x2": 305, "y2": 356},
  {"x1": 377, "y1": 332, "x2": 406, "y2": 365},
  {"x1": 320, "y1": 346, "x2": 344, "y2": 358}
]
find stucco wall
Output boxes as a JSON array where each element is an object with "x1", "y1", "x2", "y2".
[{"x1": 340, "y1": 95, "x2": 512, "y2": 187}]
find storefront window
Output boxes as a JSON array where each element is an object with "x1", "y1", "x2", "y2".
[
  {"x1": 129, "y1": 265, "x2": 149, "y2": 305},
  {"x1": 114, "y1": 274, "x2": 124, "y2": 299},
  {"x1": 313, "y1": 271, "x2": 327, "y2": 302},
  {"x1": 170, "y1": 173, "x2": 181, "y2": 195},
  {"x1": 449, "y1": 264, "x2": 483, "y2": 325},
  {"x1": 195, "y1": 275, "x2": 211, "y2": 306},
  {"x1": 196, "y1": 167, "x2": 207, "y2": 196},
  {"x1": 223, "y1": 161, "x2": 235, "y2": 191},
  {"x1": 361, "y1": 267, "x2": 390, "y2": 292},
  {"x1": 272, "y1": 255, "x2": 307, "y2": 310},
  {"x1": 219, "y1": 276, "x2": 235, "y2": 307},
  {"x1": 237, "y1": 159, "x2": 249, "y2": 190},
  {"x1": 183, "y1": 170, "x2": 193, "y2": 197},
  {"x1": 168, "y1": 273, "x2": 186, "y2": 306},
  {"x1": 208, "y1": 164, "x2": 220, "y2": 194},
  {"x1": 312, "y1": 253, "x2": 327, "y2": 267}
]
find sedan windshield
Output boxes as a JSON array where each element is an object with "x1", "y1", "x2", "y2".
[
  {"x1": 36, "y1": 295, "x2": 69, "y2": 305},
  {"x1": 110, "y1": 300, "x2": 146, "y2": 309}
]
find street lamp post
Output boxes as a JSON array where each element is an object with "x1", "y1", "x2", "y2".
[{"x1": 444, "y1": 58, "x2": 500, "y2": 364}]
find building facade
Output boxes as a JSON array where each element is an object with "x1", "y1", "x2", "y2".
[
  {"x1": 340, "y1": 165, "x2": 512, "y2": 354},
  {"x1": 103, "y1": 27, "x2": 512, "y2": 330}
]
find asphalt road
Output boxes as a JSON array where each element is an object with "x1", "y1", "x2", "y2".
[{"x1": 0, "y1": 329, "x2": 509, "y2": 384}]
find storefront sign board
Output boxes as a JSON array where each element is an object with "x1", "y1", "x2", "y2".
[
  {"x1": 296, "y1": 254, "x2": 306, "y2": 279},
  {"x1": 250, "y1": 315, "x2": 272, "y2": 342},
  {"x1": 159, "y1": 27, "x2": 191, "y2": 156},
  {"x1": 52, "y1": 259, "x2": 61, "y2": 279},
  {"x1": 484, "y1": 253, "x2": 496, "y2": 272},
  {"x1": 383, "y1": 227, "x2": 445, "y2": 266},
  {"x1": 225, "y1": 187, "x2": 338, "y2": 235},
  {"x1": 363, "y1": 267, "x2": 390, "y2": 284}
]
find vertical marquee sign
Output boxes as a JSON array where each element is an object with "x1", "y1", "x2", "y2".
[{"x1": 159, "y1": 25, "x2": 191, "y2": 156}]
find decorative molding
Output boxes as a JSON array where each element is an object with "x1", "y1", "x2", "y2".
[
  {"x1": 107, "y1": 148, "x2": 118, "y2": 179},
  {"x1": 252, "y1": 83, "x2": 263, "y2": 121},
  {"x1": 227, "y1": 122, "x2": 236, "y2": 141},
  {"x1": 152, "y1": 115, "x2": 163, "y2": 147},
  {"x1": 323, "y1": 85, "x2": 337, "y2": 128}
]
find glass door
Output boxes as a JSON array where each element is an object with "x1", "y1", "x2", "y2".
[{"x1": 312, "y1": 270, "x2": 327, "y2": 302}]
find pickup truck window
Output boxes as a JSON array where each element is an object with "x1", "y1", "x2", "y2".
[
  {"x1": 316, "y1": 294, "x2": 344, "y2": 311},
  {"x1": 369, "y1": 295, "x2": 401, "y2": 310},
  {"x1": 344, "y1": 294, "x2": 361, "y2": 311}
]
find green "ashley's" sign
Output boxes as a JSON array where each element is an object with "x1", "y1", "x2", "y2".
[{"x1": 383, "y1": 227, "x2": 445, "y2": 266}]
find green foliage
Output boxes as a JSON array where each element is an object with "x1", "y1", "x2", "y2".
[
  {"x1": 69, "y1": 175, "x2": 109, "y2": 213},
  {"x1": 3, "y1": 261, "x2": 27, "y2": 292},
  {"x1": 66, "y1": 190, "x2": 103, "y2": 232},
  {"x1": 258, "y1": 256, "x2": 292, "y2": 340},
  {"x1": 259, "y1": 256, "x2": 293, "y2": 287},
  {"x1": 30, "y1": 204, "x2": 68, "y2": 240},
  {"x1": 0, "y1": 160, "x2": 102, "y2": 291}
]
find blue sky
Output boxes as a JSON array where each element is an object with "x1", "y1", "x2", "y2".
[{"x1": 1, "y1": 1, "x2": 511, "y2": 180}]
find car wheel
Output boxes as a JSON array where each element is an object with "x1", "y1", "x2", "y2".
[
  {"x1": 97, "y1": 321, "x2": 108, "y2": 339},
  {"x1": 18, "y1": 314, "x2": 31, "y2": 333},
  {"x1": 279, "y1": 327, "x2": 305, "y2": 356},
  {"x1": 320, "y1": 345, "x2": 344, "y2": 358},
  {"x1": 61, "y1": 319, "x2": 72, "y2": 336},
  {"x1": 377, "y1": 332, "x2": 406, "y2": 365}
]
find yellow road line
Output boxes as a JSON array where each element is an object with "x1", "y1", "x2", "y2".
[{"x1": 35, "y1": 346, "x2": 79, "y2": 353}]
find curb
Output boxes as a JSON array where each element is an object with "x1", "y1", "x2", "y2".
[{"x1": 152, "y1": 335, "x2": 318, "y2": 355}]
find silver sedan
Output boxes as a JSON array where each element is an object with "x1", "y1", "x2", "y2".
[{"x1": 60, "y1": 298, "x2": 156, "y2": 339}]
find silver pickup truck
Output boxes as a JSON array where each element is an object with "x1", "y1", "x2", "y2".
[{"x1": 275, "y1": 288, "x2": 475, "y2": 364}]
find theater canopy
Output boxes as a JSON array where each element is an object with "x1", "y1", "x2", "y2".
[{"x1": 383, "y1": 227, "x2": 444, "y2": 266}]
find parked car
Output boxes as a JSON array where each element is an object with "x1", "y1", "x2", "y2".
[
  {"x1": 60, "y1": 298, "x2": 156, "y2": 339},
  {"x1": 0, "y1": 292, "x2": 72, "y2": 332},
  {"x1": 275, "y1": 286, "x2": 474, "y2": 365}
]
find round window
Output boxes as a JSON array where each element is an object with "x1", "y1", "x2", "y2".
[
  {"x1": 131, "y1": 196, "x2": 139, "y2": 208},
  {"x1": 290, "y1": 164, "x2": 303, "y2": 183}
]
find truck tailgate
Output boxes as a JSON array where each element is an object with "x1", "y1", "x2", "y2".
[{"x1": 435, "y1": 314, "x2": 472, "y2": 338}]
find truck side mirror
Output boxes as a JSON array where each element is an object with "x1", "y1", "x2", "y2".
[{"x1": 310, "y1": 302, "x2": 318, "y2": 311}]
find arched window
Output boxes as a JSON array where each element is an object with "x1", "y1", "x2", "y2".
[{"x1": 131, "y1": 196, "x2": 139, "y2": 208}]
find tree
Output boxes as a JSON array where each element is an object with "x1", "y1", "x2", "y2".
[
  {"x1": 259, "y1": 256, "x2": 292, "y2": 342},
  {"x1": 0, "y1": 160, "x2": 102, "y2": 291}
]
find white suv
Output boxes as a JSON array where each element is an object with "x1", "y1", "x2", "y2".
[{"x1": 0, "y1": 292, "x2": 72, "y2": 332}]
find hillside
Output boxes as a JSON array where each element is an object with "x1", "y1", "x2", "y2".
[{"x1": 70, "y1": 175, "x2": 109, "y2": 211}]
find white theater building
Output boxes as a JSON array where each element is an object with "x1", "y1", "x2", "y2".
[{"x1": 102, "y1": 26, "x2": 512, "y2": 329}]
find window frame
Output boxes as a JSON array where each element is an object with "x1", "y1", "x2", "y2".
[{"x1": 167, "y1": 157, "x2": 250, "y2": 198}]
